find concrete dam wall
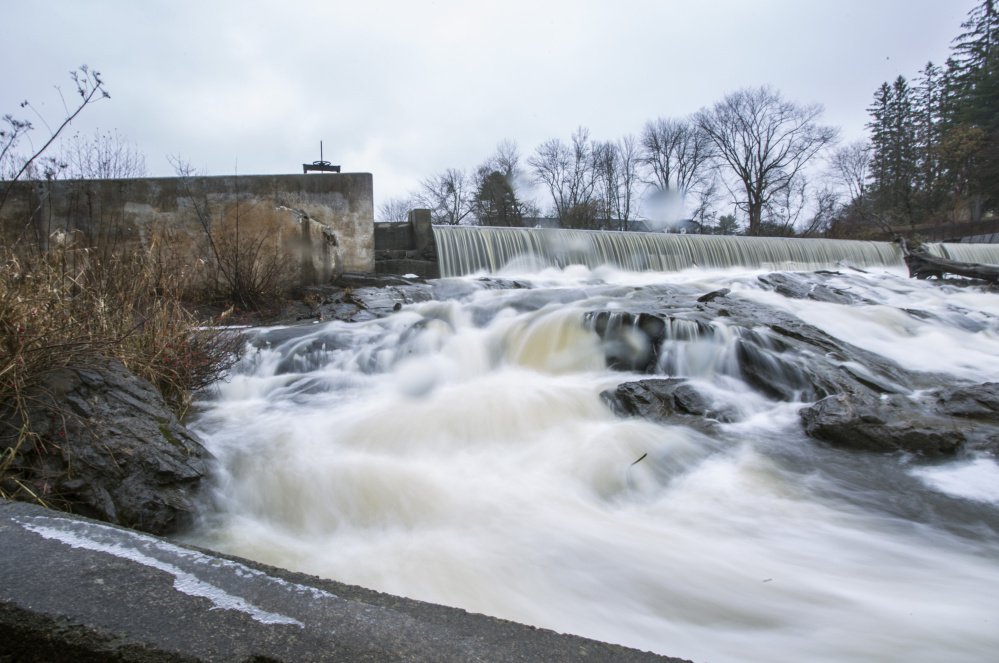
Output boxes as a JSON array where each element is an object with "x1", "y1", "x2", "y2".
[
  {"x1": 0, "y1": 173, "x2": 375, "y2": 289},
  {"x1": 0, "y1": 500, "x2": 680, "y2": 662}
]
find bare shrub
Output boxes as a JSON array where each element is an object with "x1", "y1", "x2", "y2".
[
  {"x1": 206, "y1": 202, "x2": 299, "y2": 310},
  {"x1": 0, "y1": 244, "x2": 243, "y2": 503}
]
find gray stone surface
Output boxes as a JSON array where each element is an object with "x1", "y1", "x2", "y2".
[
  {"x1": 799, "y1": 385, "x2": 999, "y2": 457},
  {"x1": 602, "y1": 379, "x2": 738, "y2": 431},
  {"x1": 0, "y1": 360, "x2": 212, "y2": 536},
  {"x1": 0, "y1": 501, "x2": 687, "y2": 663},
  {"x1": 1, "y1": 173, "x2": 375, "y2": 281}
]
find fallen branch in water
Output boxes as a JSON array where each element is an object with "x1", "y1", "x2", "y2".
[{"x1": 897, "y1": 238, "x2": 999, "y2": 284}]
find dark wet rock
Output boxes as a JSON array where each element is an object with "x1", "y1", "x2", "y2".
[
  {"x1": 734, "y1": 332, "x2": 831, "y2": 401},
  {"x1": 585, "y1": 311, "x2": 666, "y2": 372},
  {"x1": 696, "y1": 288, "x2": 730, "y2": 303},
  {"x1": 602, "y1": 379, "x2": 738, "y2": 428},
  {"x1": 800, "y1": 391, "x2": 966, "y2": 457},
  {"x1": 936, "y1": 383, "x2": 999, "y2": 419},
  {"x1": 930, "y1": 383, "x2": 999, "y2": 454},
  {"x1": 475, "y1": 277, "x2": 533, "y2": 290},
  {"x1": 796, "y1": 374, "x2": 999, "y2": 458},
  {"x1": 757, "y1": 272, "x2": 872, "y2": 305},
  {"x1": 333, "y1": 271, "x2": 427, "y2": 288},
  {"x1": 585, "y1": 290, "x2": 922, "y2": 405},
  {"x1": 0, "y1": 359, "x2": 212, "y2": 535},
  {"x1": 292, "y1": 282, "x2": 435, "y2": 323},
  {"x1": 721, "y1": 295, "x2": 927, "y2": 394}
]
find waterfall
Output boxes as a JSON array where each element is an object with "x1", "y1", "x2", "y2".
[
  {"x1": 185, "y1": 237, "x2": 999, "y2": 663},
  {"x1": 433, "y1": 225, "x2": 999, "y2": 276},
  {"x1": 924, "y1": 241, "x2": 999, "y2": 264}
]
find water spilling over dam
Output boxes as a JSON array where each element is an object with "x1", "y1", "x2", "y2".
[
  {"x1": 432, "y1": 224, "x2": 999, "y2": 276},
  {"x1": 185, "y1": 229, "x2": 999, "y2": 663}
]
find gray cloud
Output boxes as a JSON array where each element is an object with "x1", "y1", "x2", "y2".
[{"x1": 2, "y1": 0, "x2": 972, "y2": 208}]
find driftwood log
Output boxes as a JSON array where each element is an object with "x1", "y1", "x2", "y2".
[{"x1": 898, "y1": 239, "x2": 999, "y2": 284}]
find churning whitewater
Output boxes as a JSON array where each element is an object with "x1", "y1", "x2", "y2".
[{"x1": 185, "y1": 252, "x2": 999, "y2": 663}]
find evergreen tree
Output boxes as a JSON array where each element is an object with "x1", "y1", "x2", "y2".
[
  {"x1": 950, "y1": 0, "x2": 999, "y2": 115},
  {"x1": 867, "y1": 82, "x2": 892, "y2": 195},
  {"x1": 945, "y1": 0, "x2": 999, "y2": 216},
  {"x1": 912, "y1": 61, "x2": 946, "y2": 217},
  {"x1": 474, "y1": 170, "x2": 524, "y2": 227},
  {"x1": 867, "y1": 77, "x2": 917, "y2": 227},
  {"x1": 862, "y1": 1, "x2": 999, "y2": 233}
]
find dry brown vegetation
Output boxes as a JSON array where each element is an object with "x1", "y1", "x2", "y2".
[
  {"x1": 205, "y1": 203, "x2": 301, "y2": 310},
  {"x1": 0, "y1": 241, "x2": 244, "y2": 502}
]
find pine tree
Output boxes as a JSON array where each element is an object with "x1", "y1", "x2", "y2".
[
  {"x1": 945, "y1": 0, "x2": 999, "y2": 215},
  {"x1": 474, "y1": 170, "x2": 524, "y2": 227},
  {"x1": 867, "y1": 77, "x2": 917, "y2": 226},
  {"x1": 950, "y1": 0, "x2": 999, "y2": 116},
  {"x1": 912, "y1": 62, "x2": 946, "y2": 219},
  {"x1": 867, "y1": 82, "x2": 892, "y2": 194}
]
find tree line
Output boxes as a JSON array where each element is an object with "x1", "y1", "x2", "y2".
[
  {"x1": 389, "y1": 0, "x2": 998, "y2": 239},
  {"x1": 384, "y1": 88, "x2": 837, "y2": 238},
  {"x1": 852, "y1": 0, "x2": 999, "y2": 238}
]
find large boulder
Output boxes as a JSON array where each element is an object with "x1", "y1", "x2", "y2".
[
  {"x1": 757, "y1": 272, "x2": 873, "y2": 305},
  {"x1": 799, "y1": 392, "x2": 965, "y2": 457},
  {"x1": 601, "y1": 378, "x2": 738, "y2": 431},
  {"x1": 936, "y1": 382, "x2": 999, "y2": 419},
  {"x1": 1, "y1": 359, "x2": 213, "y2": 535},
  {"x1": 799, "y1": 384, "x2": 999, "y2": 458}
]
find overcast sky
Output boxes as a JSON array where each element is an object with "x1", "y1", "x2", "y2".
[{"x1": 3, "y1": 0, "x2": 975, "y2": 212}]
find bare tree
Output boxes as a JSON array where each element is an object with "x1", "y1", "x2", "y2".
[
  {"x1": 61, "y1": 128, "x2": 146, "y2": 179},
  {"x1": 829, "y1": 139, "x2": 871, "y2": 202},
  {"x1": 528, "y1": 137, "x2": 571, "y2": 220},
  {"x1": 481, "y1": 139, "x2": 521, "y2": 179},
  {"x1": 689, "y1": 176, "x2": 720, "y2": 233},
  {"x1": 696, "y1": 86, "x2": 838, "y2": 236},
  {"x1": 799, "y1": 186, "x2": 840, "y2": 237},
  {"x1": 760, "y1": 174, "x2": 809, "y2": 236},
  {"x1": 377, "y1": 196, "x2": 414, "y2": 222},
  {"x1": 0, "y1": 66, "x2": 110, "y2": 212},
  {"x1": 528, "y1": 127, "x2": 599, "y2": 228},
  {"x1": 417, "y1": 168, "x2": 474, "y2": 225},
  {"x1": 640, "y1": 116, "x2": 714, "y2": 196},
  {"x1": 594, "y1": 136, "x2": 640, "y2": 230}
]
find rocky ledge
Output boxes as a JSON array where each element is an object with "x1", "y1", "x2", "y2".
[
  {"x1": 0, "y1": 359, "x2": 212, "y2": 536},
  {"x1": 594, "y1": 270, "x2": 999, "y2": 459}
]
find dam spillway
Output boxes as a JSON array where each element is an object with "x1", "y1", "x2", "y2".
[
  {"x1": 432, "y1": 224, "x2": 999, "y2": 276},
  {"x1": 183, "y1": 228, "x2": 999, "y2": 663}
]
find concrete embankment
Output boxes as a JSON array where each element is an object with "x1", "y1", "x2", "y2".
[{"x1": 0, "y1": 501, "x2": 688, "y2": 662}]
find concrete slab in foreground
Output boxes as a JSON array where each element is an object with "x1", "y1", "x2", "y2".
[{"x1": 0, "y1": 501, "x2": 690, "y2": 662}]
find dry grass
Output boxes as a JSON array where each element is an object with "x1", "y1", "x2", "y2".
[
  {"x1": 205, "y1": 203, "x2": 300, "y2": 310},
  {"x1": 0, "y1": 243, "x2": 244, "y2": 499}
]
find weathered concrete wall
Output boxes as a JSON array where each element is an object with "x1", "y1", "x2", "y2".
[
  {"x1": 0, "y1": 500, "x2": 684, "y2": 662},
  {"x1": 374, "y1": 209, "x2": 439, "y2": 278},
  {"x1": 0, "y1": 173, "x2": 374, "y2": 285},
  {"x1": 375, "y1": 221, "x2": 414, "y2": 251}
]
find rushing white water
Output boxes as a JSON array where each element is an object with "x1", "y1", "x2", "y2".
[
  {"x1": 433, "y1": 225, "x2": 910, "y2": 276},
  {"x1": 185, "y1": 262, "x2": 999, "y2": 663}
]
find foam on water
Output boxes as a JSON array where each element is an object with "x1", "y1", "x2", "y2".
[
  {"x1": 912, "y1": 457, "x2": 999, "y2": 504},
  {"x1": 186, "y1": 264, "x2": 999, "y2": 663}
]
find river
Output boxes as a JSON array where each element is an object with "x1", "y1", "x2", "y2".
[{"x1": 184, "y1": 236, "x2": 999, "y2": 663}]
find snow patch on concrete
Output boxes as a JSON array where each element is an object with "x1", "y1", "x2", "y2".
[{"x1": 15, "y1": 515, "x2": 341, "y2": 628}]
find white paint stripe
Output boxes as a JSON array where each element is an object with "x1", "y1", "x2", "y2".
[{"x1": 15, "y1": 516, "x2": 332, "y2": 628}]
